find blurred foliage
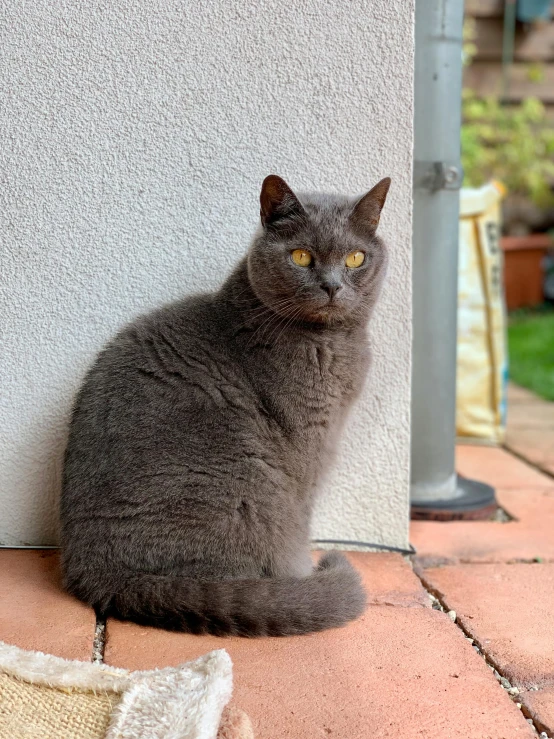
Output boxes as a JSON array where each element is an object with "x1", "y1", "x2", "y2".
[
  {"x1": 526, "y1": 62, "x2": 545, "y2": 83},
  {"x1": 462, "y1": 17, "x2": 478, "y2": 67},
  {"x1": 461, "y1": 92, "x2": 554, "y2": 207},
  {"x1": 461, "y1": 19, "x2": 554, "y2": 207}
]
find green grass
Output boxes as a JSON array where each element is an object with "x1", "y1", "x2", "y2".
[{"x1": 508, "y1": 307, "x2": 554, "y2": 401}]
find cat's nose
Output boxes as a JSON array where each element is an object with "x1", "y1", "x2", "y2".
[{"x1": 320, "y1": 282, "x2": 342, "y2": 301}]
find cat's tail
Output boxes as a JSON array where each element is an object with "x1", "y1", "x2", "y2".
[{"x1": 100, "y1": 551, "x2": 366, "y2": 637}]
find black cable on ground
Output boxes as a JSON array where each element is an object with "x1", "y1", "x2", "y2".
[{"x1": 312, "y1": 539, "x2": 416, "y2": 555}]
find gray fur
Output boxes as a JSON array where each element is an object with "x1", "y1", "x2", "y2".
[{"x1": 60, "y1": 175, "x2": 391, "y2": 636}]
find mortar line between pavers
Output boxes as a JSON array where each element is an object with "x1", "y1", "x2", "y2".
[
  {"x1": 411, "y1": 564, "x2": 552, "y2": 739},
  {"x1": 503, "y1": 443, "x2": 554, "y2": 483},
  {"x1": 92, "y1": 617, "x2": 106, "y2": 663},
  {"x1": 456, "y1": 557, "x2": 554, "y2": 565}
]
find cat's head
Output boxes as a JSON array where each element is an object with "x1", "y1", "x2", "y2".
[{"x1": 248, "y1": 175, "x2": 391, "y2": 325}]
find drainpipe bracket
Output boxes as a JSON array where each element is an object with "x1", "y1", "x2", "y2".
[{"x1": 414, "y1": 161, "x2": 464, "y2": 191}]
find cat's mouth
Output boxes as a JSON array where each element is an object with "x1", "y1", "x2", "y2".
[
  {"x1": 306, "y1": 302, "x2": 347, "y2": 324},
  {"x1": 269, "y1": 295, "x2": 348, "y2": 325}
]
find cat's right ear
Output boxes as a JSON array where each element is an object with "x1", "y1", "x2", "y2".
[
  {"x1": 351, "y1": 177, "x2": 391, "y2": 233},
  {"x1": 260, "y1": 175, "x2": 305, "y2": 228}
]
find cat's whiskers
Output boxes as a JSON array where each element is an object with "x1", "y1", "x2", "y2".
[
  {"x1": 246, "y1": 304, "x2": 296, "y2": 348},
  {"x1": 249, "y1": 291, "x2": 310, "y2": 345},
  {"x1": 245, "y1": 297, "x2": 296, "y2": 323},
  {"x1": 244, "y1": 293, "x2": 308, "y2": 347},
  {"x1": 259, "y1": 308, "x2": 295, "y2": 347},
  {"x1": 270, "y1": 304, "x2": 307, "y2": 346},
  {"x1": 261, "y1": 294, "x2": 311, "y2": 346},
  {"x1": 244, "y1": 296, "x2": 297, "y2": 318},
  {"x1": 230, "y1": 282, "x2": 260, "y2": 304}
]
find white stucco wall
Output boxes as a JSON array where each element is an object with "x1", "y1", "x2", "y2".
[{"x1": 0, "y1": 1, "x2": 414, "y2": 546}]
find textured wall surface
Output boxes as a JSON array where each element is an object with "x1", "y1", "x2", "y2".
[{"x1": 0, "y1": 0, "x2": 414, "y2": 546}]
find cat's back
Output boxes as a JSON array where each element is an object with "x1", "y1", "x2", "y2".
[
  {"x1": 65, "y1": 289, "x2": 258, "y2": 461},
  {"x1": 96, "y1": 291, "x2": 224, "y2": 370},
  {"x1": 80, "y1": 291, "x2": 234, "y2": 391}
]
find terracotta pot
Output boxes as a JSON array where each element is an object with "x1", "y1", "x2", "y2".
[{"x1": 501, "y1": 233, "x2": 553, "y2": 311}]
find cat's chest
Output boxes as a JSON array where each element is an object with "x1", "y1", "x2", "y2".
[
  {"x1": 305, "y1": 339, "x2": 360, "y2": 393},
  {"x1": 260, "y1": 331, "x2": 368, "y2": 422}
]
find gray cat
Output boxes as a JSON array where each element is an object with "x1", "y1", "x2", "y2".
[{"x1": 60, "y1": 174, "x2": 391, "y2": 637}]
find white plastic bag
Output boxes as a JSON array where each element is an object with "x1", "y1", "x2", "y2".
[{"x1": 456, "y1": 182, "x2": 508, "y2": 443}]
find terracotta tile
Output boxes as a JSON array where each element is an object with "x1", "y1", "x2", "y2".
[
  {"x1": 422, "y1": 563, "x2": 554, "y2": 689},
  {"x1": 104, "y1": 554, "x2": 532, "y2": 738},
  {"x1": 507, "y1": 383, "x2": 542, "y2": 404},
  {"x1": 411, "y1": 487, "x2": 554, "y2": 565},
  {"x1": 507, "y1": 381, "x2": 553, "y2": 414},
  {"x1": 0, "y1": 550, "x2": 95, "y2": 660},
  {"x1": 340, "y1": 552, "x2": 429, "y2": 607},
  {"x1": 520, "y1": 687, "x2": 554, "y2": 737},
  {"x1": 456, "y1": 445, "x2": 554, "y2": 490},
  {"x1": 105, "y1": 608, "x2": 533, "y2": 738},
  {"x1": 499, "y1": 486, "x2": 554, "y2": 520},
  {"x1": 507, "y1": 428, "x2": 554, "y2": 458},
  {"x1": 507, "y1": 404, "x2": 554, "y2": 429},
  {"x1": 505, "y1": 383, "x2": 554, "y2": 478},
  {"x1": 506, "y1": 428, "x2": 554, "y2": 468}
]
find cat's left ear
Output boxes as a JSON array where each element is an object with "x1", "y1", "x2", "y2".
[
  {"x1": 260, "y1": 175, "x2": 305, "y2": 227},
  {"x1": 351, "y1": 177, "x2": 391, "y2": 232}
]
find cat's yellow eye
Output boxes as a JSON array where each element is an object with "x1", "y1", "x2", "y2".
[
  {"x1": 291, "y1": 249, "x2": 313, "y2": 267},
  {"x1": 345, "y1": 251, "x2": 365, "y2": 268}
]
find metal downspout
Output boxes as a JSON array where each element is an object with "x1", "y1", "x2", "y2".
[{"x1": 410, "y1": 0, "x2": 496, "y2": 519}]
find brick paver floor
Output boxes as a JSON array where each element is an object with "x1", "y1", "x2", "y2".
[
  {"x1": 0, "y1": 549, "x2": 535, "y2": 738},
  {"x1": 505, "y1": 382, "x2": 554, "y2": 477},
  {"x1": 412, "y1": 414, "x2": 554, "y2": 739},
  {"x1": 1, "y1": 390, "x2": 553, "y2": 737}
]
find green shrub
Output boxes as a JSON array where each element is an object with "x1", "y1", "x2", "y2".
[
  {"x1": 461, "y1": 17, "x2": 554, "y2": 207},
  {"x1": 461, "y1": 91, "x2": 554, "y2": 208}
]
